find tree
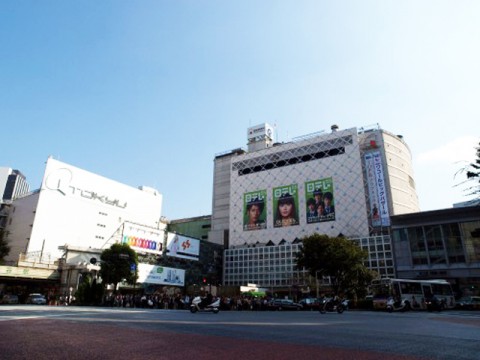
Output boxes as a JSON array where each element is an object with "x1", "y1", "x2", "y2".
[
  {"x1": 99, "y1": 243, "x2": 138, "y2": 294},
  {"x1": 456, "y1": 141, "x2": 480, "y2": 197},
  {"x1": 0, "y1": 228, "x2": 10, "y2": 264},
  {"x1": 75, "y1": 273, "x2": 104, "y2": 305},
  {"x1": 296, "y1": 233, "x2": 375, "y2": 299}
]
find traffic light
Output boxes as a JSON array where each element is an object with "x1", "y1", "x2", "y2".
[{"x1": 203, "y1": 277, "x2": 207, "y2": 284}]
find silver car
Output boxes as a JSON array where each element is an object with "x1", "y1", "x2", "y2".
[{"x1": 26, "y1": 293, "x2": 47, "y2": 305}]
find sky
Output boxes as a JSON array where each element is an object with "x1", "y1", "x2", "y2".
[{"x1": 1, "y1": 1, "x2": 479, "y2": 220}]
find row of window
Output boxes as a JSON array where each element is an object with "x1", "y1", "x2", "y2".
[
  {"x1": 224, "y1": 279, "x2": 298, "y2": 286},
  {"x1": 226, "y1": 266, "x2": 294, "y2": 273},
  {"x1": 226, "y1": 254, "x2": 294, "y2": 262},
  {"x1": 392, "y1": 221, "x2": 480, "y2": 266},
  {"x1": 224, "y1": 236, "x2": 396, "y2": 286},
  {"x1": 228, "y1": 258, "x2": 294, "y2": 265},
  {"x1": 233, "y1": 136, "x2": 353, "y2": 176},
  {"x1": 365, "y1": 259, "x2": 393, "y2": 266},
  {"x1": 227, "y1": 245, "x2": 297, "y2": 254}
]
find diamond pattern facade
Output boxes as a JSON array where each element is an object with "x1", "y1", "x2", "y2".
[
  {"x1": 212, "y1": 125, "x2": 419, "y2": 288},
  {"x1": 229, "y1": 128, "x2": 369, "y2": 247}
]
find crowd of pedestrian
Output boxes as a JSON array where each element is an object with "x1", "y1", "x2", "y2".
[
  {"x1": 103, "y1": 293, "x2": 278, "y2": 311},
  {"x1": 219, "y1": 295, "x2": 272, "y2": 311},
  {"x1": 103, "y1": 293, "x2": 189, "y2": 309}
]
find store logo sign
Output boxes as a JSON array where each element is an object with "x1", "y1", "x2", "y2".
[{"x1": 45, "y1": 168, "x2": 127, "y2": 208}]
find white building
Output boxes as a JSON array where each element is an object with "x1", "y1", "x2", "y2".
[
  {"x1": 5, "y1": 157, "x2": 164, "y2": 264},
  {"x1": 210, "y1": 124, "x2": 420, "y2": 287}
]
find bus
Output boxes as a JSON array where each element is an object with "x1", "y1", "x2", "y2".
[{"x1": 371, "y1": 278, "x2": 456, "y2": 311}]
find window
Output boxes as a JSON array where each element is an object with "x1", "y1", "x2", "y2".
[
  {"x1": 462, "y1": 220, "x2": 480, "y2": 262},
  {"x1": 409, "y1": 227, "x2": 428, "y2": 265},
  {"x1": 443, "y1": 223, "x2": 465, "y2": 263},
  {"x1": 425, "y1": 225, "x2": 446, "y2": 264}
]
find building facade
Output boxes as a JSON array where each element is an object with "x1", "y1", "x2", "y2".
[
  {"x1": 1, "y1": 158, "x2": 221, "y2": 299},
  {"x1": 168, "y1": 215, "x2": 212, "y2": 241},
  {"x1": 0, "y1": 167, "x2": 30, "y2": 203},
  {"x1": 4, "y1": 157, "x2": 164, "y2": 264},
  {"x1": 212, "y1": 124, "x2": 419, "y2": 289},
  {"x1": 391, "y1": 205, "x2": 480, "y2": 296}
]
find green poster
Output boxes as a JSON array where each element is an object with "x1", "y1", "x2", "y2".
[
  {"x1": 305, "y1": 177, "x2": 335, "y2": 223},
  {"x1": 243, "y1": 190, "x2": 267, "y2": 231},
  {"x1": 273, "y1": 184, "x2": 299, "y2": 227}
]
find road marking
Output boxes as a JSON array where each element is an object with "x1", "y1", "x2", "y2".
[{"x1": 0, "y1": 314, "x2": 354, "y2": 326}]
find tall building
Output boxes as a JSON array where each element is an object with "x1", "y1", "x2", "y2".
[
  {"x1": 1, "y1": 167, "x2": 30, "y2": 265},
  {"x1": 0, "y1": 167, "x2": 30, "y2": 203},
  {"x1": 210, "y1": 123, "x2": 419, "y2": 288}
]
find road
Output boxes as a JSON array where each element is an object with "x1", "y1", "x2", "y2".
[{"x1": 1, "y1": 306, "x2": 479, "y2": 359}]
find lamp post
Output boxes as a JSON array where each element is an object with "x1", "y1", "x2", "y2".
[{"x1": 316, "y1": 270, "x2": 321, "y2": 299}]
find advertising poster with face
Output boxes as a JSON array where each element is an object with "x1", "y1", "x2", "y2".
[
  {"x1": 243, "y1": 190, "x2": 267, "y2": 231},
  {"x1": 305, "y1": 177, "x2": 335, "y2": 223},
  {"x1": 273, "y1": 184, "x2": 299, "y2": 228}
]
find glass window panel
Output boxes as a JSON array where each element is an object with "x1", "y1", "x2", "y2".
[
  {"x1": 408, "y1": 227, "x2": 428, "y2": 265},
  {"x1": 460, "y1": 221, "x2": 480, "y2": 263},
  {"x1": 425, "y1": 225, "x2": 446, "y2": 264}
]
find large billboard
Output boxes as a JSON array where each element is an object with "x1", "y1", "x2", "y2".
[
  {"x1": 137, "y1": 264, "x2": 185, "y2": 286},
  {"x1": 166, "y1": 233, "x2": 200, "y2": 261},
  {"x1": 365, "y1": 151, "x2": 390, "y2": 227},
  {"x1": 243, "y1": 190, "x2": 267, "y2": 231},
  {"x1": 273, "y1": 184, "x2": 299, "y2": 227},
  {"x1": 305, "y1": 177, "x2": 335, "y2": 223},
  {"x1": 122, "y1": 223, "x2": 164, "y2": 255}
]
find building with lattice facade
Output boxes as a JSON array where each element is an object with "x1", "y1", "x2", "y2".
[{"x1": 211, "y1": 124, "x2": 419, "y2": 288}]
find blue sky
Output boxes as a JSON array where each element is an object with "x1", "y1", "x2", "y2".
[{"x1": 1, "y1": 1, "x2": 479, "y2": 219}]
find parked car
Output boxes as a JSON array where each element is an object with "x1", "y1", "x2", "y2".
[
  {"x1": 456, "y1": 296, "x2": 480, "y2": 310},
  {"x1": 26, "y1": 293, "x2": 47, "y2": 305},
  {"x1": 299, "y1": 297, "x2": 320, "y2": 311},
  {"x1": 1, "y1": 294, "x2": 19, "y2": 304},
  {"x1": 267, "y1": 298, "x2": 303, "y2": 311}
]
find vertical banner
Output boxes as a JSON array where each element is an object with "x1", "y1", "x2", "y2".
[
  {"x1": 305, "y1": 177, "x2": 335, "y2": 223},
  {"x1": 273, "y1": 184, "x2": 299, "y2": 227},
  {"x1": 365, "y1": 151, "x2": 390, "y2": 227},
  {"x1": 243, "y1": 190, "x2": 267, "y2": 231}
]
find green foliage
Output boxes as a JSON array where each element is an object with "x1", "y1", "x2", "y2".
[
  {"x1": 457, "y1": 142, "x2": 480, "y2": 196},
  {"x1": 0, "y1": 229, "x2": 10, "y2": 264},
  {"x1": 296, "y1": 233, "x2": 374, "y2": 298},
  {"x1": 99, "y1": 243, "x2": 138, "y2": 293},
  {"x1": 75, "y1": 273, "x2": 104, "y2": 305}
]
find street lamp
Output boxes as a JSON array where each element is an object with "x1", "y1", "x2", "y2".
[{"x1": 316, "y1": 270, "x2": 321, "y2": 299}]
